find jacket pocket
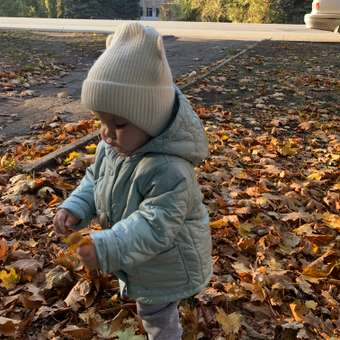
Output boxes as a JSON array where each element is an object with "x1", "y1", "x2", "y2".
[{"x1": 133, "y1": 245, "x2": 189, "y2": 289}]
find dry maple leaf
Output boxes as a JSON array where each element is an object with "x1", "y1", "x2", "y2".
[
  {"x1": 63, "y1": 231, "x2": 92, "y2": 253},
  {"x1": 0, "y1": 267, "x2": 20, "y2": 289},
  {"x1": 216, "y1": 309, "x2": 242, "y2": 336},
  {"x1": 302, "y1": 250, "x2": 339, "y2": 278}
]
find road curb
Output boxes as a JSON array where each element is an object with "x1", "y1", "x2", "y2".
[{"x1": 180, "y1": 39, "x2": 267, "y2": 90}]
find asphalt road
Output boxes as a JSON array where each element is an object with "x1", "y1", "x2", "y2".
[
  {"x1": 1, "y1": 17, "x2": 340, "y2": 42},
  {"x1": 0, "y1": 30, "x2": 256, "y2": 139}
]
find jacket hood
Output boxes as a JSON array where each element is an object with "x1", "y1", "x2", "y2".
[{"x1": 133, "y1": 87, "x2": 209, "y2": 165}]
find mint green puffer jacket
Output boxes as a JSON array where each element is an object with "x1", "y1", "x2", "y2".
[{"x1": 60, "y1": 88, "x2": 212, "y2": 304}]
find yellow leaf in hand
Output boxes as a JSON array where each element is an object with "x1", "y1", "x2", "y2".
[
  {"x1": 63, "y1": 231, "x2": 83, "y2": 247},
  {"x1": 63, "y1": 232, "x2": 92, "y2": 253}
]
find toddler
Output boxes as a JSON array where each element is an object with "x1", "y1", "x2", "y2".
[{"x1": 54, "y1": 22, "x2": 212, "y2": 340}]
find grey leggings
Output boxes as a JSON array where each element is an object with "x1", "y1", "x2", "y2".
[{"x1": 136, "y1": 301, "x2": 183, "y2": 340}]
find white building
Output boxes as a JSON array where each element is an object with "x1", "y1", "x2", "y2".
[{"x1": 140, "y1": 0, "x2": 169, "y2": 20}]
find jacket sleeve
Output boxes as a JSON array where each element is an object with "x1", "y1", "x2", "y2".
[
  {"x1": 58, "y1": 141, "x2": 105, "y2": 228},
  {"x1": 90, "y1": 162, "x2": 191, "y2": 273}
]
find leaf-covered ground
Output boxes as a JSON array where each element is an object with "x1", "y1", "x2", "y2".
[{"x1": 0, "y1": 40, "x2": 339, "y2": 339}]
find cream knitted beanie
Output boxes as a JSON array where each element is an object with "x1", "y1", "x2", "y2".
[{"x1": 81, "y1": 22, "x2": 176, "y2": 137}]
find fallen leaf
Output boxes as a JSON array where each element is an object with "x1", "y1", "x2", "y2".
[
  {"x1": 64, "y1": 279, "x2": 93, "y2": 311},
  {"x1": 302, "y1": 250, "x2": 338, "y2": 278},
  {"x1": 305, "y1": 300, "x2": 317, "y2": 310},
  {"x1": 61, "y1": 325, "x2": 93, "y2": 339},
  {"x1": 0, "y1": 238, "x2": 8, "y2": 261},
  {"x1": 322, "y1": 212, "x2": 340, "y2": 231},
  {"x1": 216, "y1": 309, "x2": 242, "y2": 335},
  {"x1": 0, "y1": 268, "x2": 20, "y2": 289},
  {"x1": 0, "y1": 316, "x2": 21, "y2": 337},
  {"x1": 12, "y1": 258, "x2": 43, "y2": 279},
  {"x1": 64, "y1": 151, "x2": 81, "y2": 165},
  {"x1": 290, "y1": 303, "x2": 304, "y2": 322},
  {"x1": 45, "y1": 265, "x2": 73, "y2": 290},
  {"x1": 85, "y1": 144, "x2": 97, "y2": 154}
]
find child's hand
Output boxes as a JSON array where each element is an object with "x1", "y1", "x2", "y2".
[
  {"x1": 53, "y1": 208, "x2": 80, "y2": 236},
  {"x1": 77, "y1": 238, "x2": 99, "y2": 270}
]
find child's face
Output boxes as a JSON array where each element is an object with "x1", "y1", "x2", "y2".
[{"x1": 95, "y1": 112, "x2": 150, "y2": 155}]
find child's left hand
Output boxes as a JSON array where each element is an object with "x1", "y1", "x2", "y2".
[{"x1": 77, "y1": 239, "x2": 99, "y2": 270}]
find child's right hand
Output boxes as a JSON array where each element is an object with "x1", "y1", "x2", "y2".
[{"x1": 53, "y1": 209, "x2": 80, "y2": 236}]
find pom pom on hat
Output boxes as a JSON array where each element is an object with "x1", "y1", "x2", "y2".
[{"x1": 81, "y1": 22, "x2": 175, "y2": 137}]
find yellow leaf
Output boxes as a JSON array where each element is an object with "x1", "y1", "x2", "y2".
[
  {"x1": 322, "y1": 212, "x2": 340, "y2": 231},
  {"x1": 305, "y1": 300, "x2": 317, "y2": 310},
  {"x1": 293, "y1": 223, "x2": 314, "y2": 235},
  {"x1": 277, "y1": 145, "x2": 298, "y2": 156},
  {"x1": 307, "y1": 171, "x2": 324, "y2": 181},
  {"x1": 238, "y1": 222, "x2": 253, "y2": 235},
  {"x1": 331, "y1": 182, "x2": 340, "y2": 191},
  {"x1": 216, "y1": 309, "x2": 242, "y2": 335},
  {"x1": 311, "y1": 242, "x2": 319, "y2": 255},
  {"x1": 63, "y1": 232, "x2": 92, "y2": 253},
  {"x1": 209, "y1": 215, "x2": 240, "y2": 229},
  {"x1": 85, "y1": 144, "x2": 97, "y2": 154},
  {"x1": 221, "y1": 134, "x2": 229, "y2": 141},
  {"x1": 330, "y1": 154, "x2": 340, "y2": 162},
  {"x1": 63, "y1": 231, "x2": 83, "y2": 246},
  {"x1": 0, "y1": 268, "x2": 20, "y2": 289},
  {"x1": 209, "y1": 219, "x2": 226, "y2": 229},
  {"x1": 64, "y1": 151, "x2": 81, "y2": 165},
  {"x1": 224, "y1": 215, "x2": 240, "y2": 227}
]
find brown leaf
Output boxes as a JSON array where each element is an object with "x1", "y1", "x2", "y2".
[
  {"x1": 64, "y1": 279, "x2": 93, "y2": 311},
  {"x1": 12, "y1": 258, "x2": 43, "y2": 279},
  {"x1": 302, "y1": 250, "x2": 338, "y2": 278},
  {"x1": 45, "y1": 265, "x2": 74, "y2": 290},
  {"x1": 20, "y1": 284, "x2": 46, "y2": 309},
  {"x1": 0, "y1": 317, "x2": 21, "y2": 337},
  {"x1": 0, "y1": 238, "x2": 8, "y2": 261},
  {"x1": 281, "y1": 211, "x2": 315, "y2": 223},
  {"x1": 298, "y1": 121, "x2": 315, "y2": 131},
  {"x1": 216, "y1": 309, "x2": 242, "y2": 335},
  {"x1": 61, "y1": 325, "x2": 93, "y2": 339},
  {"x1": 195, "y1": 287, "x2": 226, "y2": 305},
  {"x1": 181, "y1": 303, "x2": 199, "y2": 340},
  {"x1": 34, "y1": 300, "x2": 70, "y2": 322}
]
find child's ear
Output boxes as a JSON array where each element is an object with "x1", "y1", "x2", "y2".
[{"x1": 106, "y1": 34, "x2": 114, "y2": 48}]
